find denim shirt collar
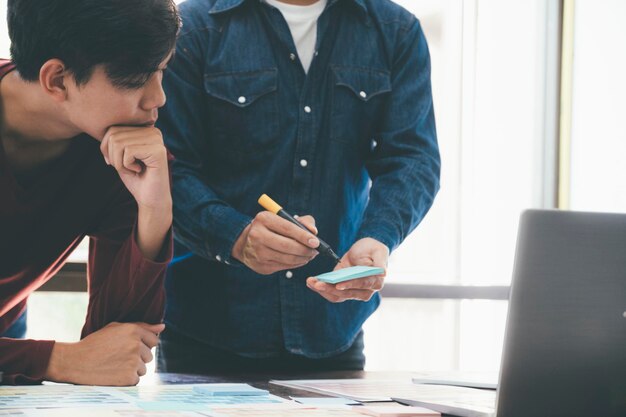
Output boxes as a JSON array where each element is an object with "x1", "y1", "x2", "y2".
[{"x1": 209, "y1": 0, "x2": 368, "y2": 17}]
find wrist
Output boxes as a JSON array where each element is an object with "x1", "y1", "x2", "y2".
[
  {"x1": 137, "y1": 199, "x2": 172, "y2": 218},
  {"x1": 231, "y1": 224, "x2": 251, "y2": 263},
  {"x1": 45, "y1": 342, "x2": 76, "y2": 383},
  {"x1": 137, "y1": 204, "x2": 172, "y2": 261},
  {"x1": 138, "y1": 203, "x2": 173, "y2": 232},
  {"x1": 358, "y1": 236, "x2": 391, "y2": 253}
]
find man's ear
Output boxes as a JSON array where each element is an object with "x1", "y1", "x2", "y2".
[{"x1": 39, "y1": 59, "x2": 70, "y2": 102}]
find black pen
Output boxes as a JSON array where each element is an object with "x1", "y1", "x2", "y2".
[{"x1": 258, "y1": 194, "x2": 341, "y2": 264}]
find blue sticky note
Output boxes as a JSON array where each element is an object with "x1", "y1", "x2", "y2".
[
  {"x1": 192, "y1": 384, "x2": 268, "y2": 396},
  {"x1": 314, "y1": 266, "x2": 385, "y2": 284}
]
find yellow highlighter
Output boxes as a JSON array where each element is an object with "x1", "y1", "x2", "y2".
[{"x1": 258, "y1": 194, "x2": 341, "y2": 264}]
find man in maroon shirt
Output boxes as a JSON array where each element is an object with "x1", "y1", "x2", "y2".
[{"x1": 0, "y1": 0, "x2": 180, "y2": 385}]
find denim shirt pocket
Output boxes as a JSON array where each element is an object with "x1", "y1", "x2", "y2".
[
  {"x1": 204, "y1": 69, "x2": 279, "y2": 155},
  {"x1": 330, "y1": 66, "x2": 392, "y2": 147}
]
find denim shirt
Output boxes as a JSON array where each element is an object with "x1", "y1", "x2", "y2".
[{"x1": 158, "y1": 0, "x2": 440, "y2": 358}]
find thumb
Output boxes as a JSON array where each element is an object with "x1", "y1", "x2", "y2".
[
  {"x1": 334, "y1": 254, "x2": 351, "y2": 271},
  {"x1": 136, "y1": 322, "x2": 166, "y2": 334},
  {"x1": 370, "y1": 243, "x2": 390, "y2": 269}
]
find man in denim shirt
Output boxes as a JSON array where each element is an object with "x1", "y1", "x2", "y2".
[{"x1": 157, "y1": 0, "x2": 440, "y2": 372}]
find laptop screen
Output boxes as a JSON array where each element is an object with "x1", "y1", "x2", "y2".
[{"x1": 496, "y1": 209, "x2": 626, "y2": 417}]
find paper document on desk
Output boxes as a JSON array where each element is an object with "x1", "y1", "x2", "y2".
[
  {"x1": 411, "y1": 372, "x2": 498, "y2": 390},
  {"x1": 0, "y1": 383, "x2": 284, "y2": 411},
  {"x1": 271, "y1": 379, "x2": 440, "y2": 402},
  {"x1": 393, "y1": 384, "x2": 496, "y2": 417},
  {"x1": 209, "y1": 404, "x2": 375, "y2": 417},
  {"x1": 0, "y1": 385, "x2": 134, "y2": 409},
  {"x1": 270, "y1": 380, "x2": 494, "y2": 417},
  {"x1": 290, "y1": 397, "x2": 361, "y2": 406},
  {"x1": 0, "y1": 410, "x2": 205, "y2": 417}
]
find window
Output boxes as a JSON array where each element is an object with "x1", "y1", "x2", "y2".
[
  {"x1": 567, "y1": 0, "x2": 626, "y2": 212},
  {"x1": 363, "y1": 0, "x2": 560, "y2": 372}
]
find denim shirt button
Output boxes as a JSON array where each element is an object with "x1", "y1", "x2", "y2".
[
  {"x1": 238, "y1": 96, "x2": 247, "y2": 104},
  {"x1": 359, "y1": 91, "x2": 367, "y2": 99},
  {"x1": 216, "y1": 255, "x2": 222, "y2": 262},
  {"x1": 285, "y1": 271, "x2": 293, "y2": 279},
  {"x1": 304, "y1": 106, "x2": 312, "y2": 114},
  {"x1": 289, "y1": 53, "x2": 296, "y2": 61},
  {"x1": 299, "y1": 159, "x2": 308, "y2": 168}
]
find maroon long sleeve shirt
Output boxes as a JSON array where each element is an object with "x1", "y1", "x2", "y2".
[{"x1": 0, "y1": 61, "x2": 173, "y2": 385}]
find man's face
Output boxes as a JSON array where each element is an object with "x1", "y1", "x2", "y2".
[{"x1": 63, "y1": 54, "x2": 171, "y2": 141}]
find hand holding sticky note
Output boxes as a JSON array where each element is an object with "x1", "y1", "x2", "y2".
[{"x1": 307, "y1": 237, "x2": 388, "y2": 303}]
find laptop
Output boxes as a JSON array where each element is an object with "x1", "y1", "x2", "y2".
[{"x1": 395, "y1": 209, "x2": 626, "y2": 417}]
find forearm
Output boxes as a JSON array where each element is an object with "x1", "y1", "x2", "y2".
[
  {"x1": 359, "y1": 152, "x2": 440, "y2": 251},
  {"x1": 358, "y1": 20, "x2": 440, "y2": 251},
  {"x1": 137, "y1": 202, "x2": 173, "y2": 261},
  {"x1": 83, "y1": 226, "x2": 171, "y2": 337},
  {"x1": 171, "y1": 167, "x2": 252, "y2": 263},
  {"x1": 0, "y1": 338, "x2": 55, "y2": 385},
  {"x1": 43, "y1": 342, "x2": 73, "y2": 383}
]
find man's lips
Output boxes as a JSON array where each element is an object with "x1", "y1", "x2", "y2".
[{"x1": 139, "y1": 118, "x2": 158, "y2": 127}]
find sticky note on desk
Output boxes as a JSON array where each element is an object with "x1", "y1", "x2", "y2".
[
  {"x1": 192, "y1": 383, "x2": 269, "y2": 396},
  {"x1": 315, "y1": 266, "x2": 385, "y2": 284}
]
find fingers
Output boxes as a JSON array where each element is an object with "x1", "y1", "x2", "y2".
[
  {"x1": 257, "y1": 248, "x2": 314, "y2": 269},
  {"x1": 294, "y1": 215, "x2": 318, "y2": 235},
  {"x1": 140, "y1": 331, "x2": 159, "y2": 349},
  {"x1": 137, "y1": 360, "x2": 148, "y2": 377},
  {"x1": 100, "y1": 126, "x2": 164, "y2": 171},
  {"x1": 306, "y1": 276, "x2": 384, "y2": 303},
  {"x1": 135, "y1": 322, "x2": 166, "y2": 334},
  {"x1": 139, "y1": 343, "x2": 154, "y2": 364},
  {"x1": 251, "y1": 222, "x2": 318, "y2": 258},
  {"x1": 134, "y1": 323, "x2": 164, "y2": 349},
  {"x1": 240, "y1": 213, "x2": 322, "y2": 274},
  {"x1": 333, "y1": 254, "x2": 352, "y2": 271},
  {"x1": 259, "y1": 212, "x2": 320, "y2": 249},
  {"x1": 122, "y1": 144, "x2": 166, "y2": 174},
  {"x1": 306, "y1": 278, "x2": 377, "y2": 302},
  {"x1": 335, "y1": 275, "x2": 385, "y2": 291}
]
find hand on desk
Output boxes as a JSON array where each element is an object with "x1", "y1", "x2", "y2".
[
  {"x1": 45, "y1": 322, "x2": 164, "y2": 386},
  {"x1": 307, "y1": 237, "x2": 389, "y2": 303},
  {"x1": 232, "y1": 212, "x2": 319, "y2": 275}
]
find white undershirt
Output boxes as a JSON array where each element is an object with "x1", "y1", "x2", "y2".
[{"x1": 264, "y1": 0, "x2": 328, "y2": 73}]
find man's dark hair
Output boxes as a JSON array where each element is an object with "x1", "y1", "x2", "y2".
[{"x1": 8, "y1": 0, "x2": 180, "y2": 89}]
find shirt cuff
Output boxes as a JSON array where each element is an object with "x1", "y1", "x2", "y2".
[
  {"x1": 356, "y1": 221, "x2": 399, "y2": 253},
  {"x1": 1, "y1": 340, "x2": 55, "y2": 385},
  {"x1": 130, "y1": 224, "x2": 174, "y2": 269},
  {"x1": 204, "y1": 205, "x2": 253, "y2": 267}
]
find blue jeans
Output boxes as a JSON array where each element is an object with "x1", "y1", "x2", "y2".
[
  {"x1": 157, "y1": 326, "x2": 365, "y2": 374},
  {"x1": 1, "y1": 309, "x2": 27, "y2": 339}
]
